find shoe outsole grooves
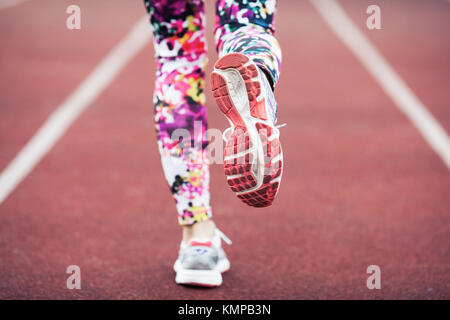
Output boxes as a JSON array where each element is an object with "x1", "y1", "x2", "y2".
[{"x1": 211, "y1": 53, "x2": 283, "y2": 207}]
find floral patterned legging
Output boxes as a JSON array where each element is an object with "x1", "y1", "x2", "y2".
[{"x1": 143, "y1": 0, "x2": 282, "y2": 225}]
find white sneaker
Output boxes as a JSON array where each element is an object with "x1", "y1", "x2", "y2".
[{"x1": 174, "y1": 229, "x2": 231, "y2": 287}]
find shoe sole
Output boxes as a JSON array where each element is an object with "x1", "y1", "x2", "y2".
[
  {"x1": 211, "y1": 53, "x2": 283, "y2": 207},
  {"x1": 175, "y1": 269, "x2": 223, "y2": 287},
  {"x1": 174, "y1": 259, "x2": 230, "y2": 287}
]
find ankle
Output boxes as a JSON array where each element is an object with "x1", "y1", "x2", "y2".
[{"x1": 182, "y1": 220, "x2": 215, "y2": 243}]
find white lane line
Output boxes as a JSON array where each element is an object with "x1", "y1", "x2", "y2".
[
  {"x1": 310, "y1": 0, "x2": 450, "y2": 170},
  {"x1": 0, "y1": 17, "x2": 151, "y2": 204},
  {"x1": 0, "y1": 0, "x2": 30, "y2": 11}
]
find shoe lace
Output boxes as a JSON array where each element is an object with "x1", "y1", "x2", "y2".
[
  {"x1": 215, "y1": 228, "x2": 232, "y2": 245},
  {"x1": 271, "y1": 123, "x2": 286, "y2": 141}
]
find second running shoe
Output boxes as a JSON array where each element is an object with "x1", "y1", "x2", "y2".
[{"x1": 210, "y1": 53, "x2": 283, "y2": 207}]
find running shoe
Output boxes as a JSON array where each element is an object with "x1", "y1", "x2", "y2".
[
  {"x1": 174, "y1": 229, "x2": 231, "y2": 287},
  {"x1": 211, "y1": 53, "x2": 283, "y2": 207}
]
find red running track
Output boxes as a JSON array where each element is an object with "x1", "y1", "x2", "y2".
[{"x1": 0, "y1": 0, "x2": 449, "y2": 299}]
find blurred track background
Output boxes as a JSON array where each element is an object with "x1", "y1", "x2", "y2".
[{"x1": 0, "y1": 0, "x2": 449, "y2": 299}]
